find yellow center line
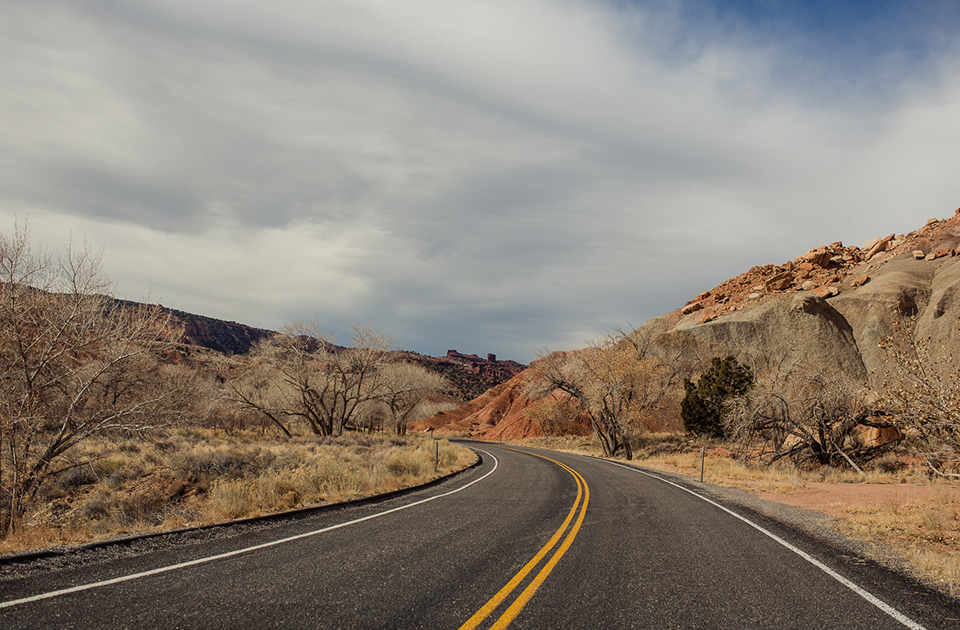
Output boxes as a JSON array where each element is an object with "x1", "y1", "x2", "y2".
[
  {"x1": 490, "y1": 464, "x2": 588, "y2": 629},
  {"x1": 458, "y1": 450, "x2": 590, "y2": 630}
]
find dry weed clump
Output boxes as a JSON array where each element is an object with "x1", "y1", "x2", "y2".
[
  {"x1": 194, "y1": 435, "x2": 473, "y2": 524},
  {"x1": 0, "y1": 429, "x2": 475, "y2": 554}
]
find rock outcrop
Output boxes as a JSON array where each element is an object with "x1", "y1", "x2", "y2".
[
  {"x1": 409, "y1": 371, "x2": 536, "y2": 438},
  {"x1": 408, "y1": 359, "x2": 591, "y2": 439},
  {"x1": 167, "y1": 309, "x2": 274, "y2": 355},
  {"x1": 417, "y1": 209, "x2": 960, "y2": 438},
  {"x1": 400, "y1": 351, "x2": 526, "y2": 402},
  {"x1": 645, "y1": 212, "x2": 960, "y2": 388}
]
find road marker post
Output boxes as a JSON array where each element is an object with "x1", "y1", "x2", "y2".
[{"x1": 700, "y1": 447, "x2": 705, "y2": 483}]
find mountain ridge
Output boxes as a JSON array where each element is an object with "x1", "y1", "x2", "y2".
[{"x1": 137, "y1": 305, "x2": 526, "y2": 402}]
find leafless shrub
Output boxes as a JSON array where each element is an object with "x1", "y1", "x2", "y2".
[
  {"x1": 376, "y1": 362, "x2": 448, "y2": 435},
  {"x1": 727, "y1": 361, "x2": 895, "y2": 470},
  {"x1": 171, "y1": 446, "x2": 276, "y2": 482},
  {"x1": 57, "y1": 466, "x2": 98, "y2": 489},
  {"x1": 230, "y1": 323, "x2": 448, "y2": 438},
  {"x1": 871, "y1": 452, "x2": 903, "y2": 474},
  {"x1": 385, "y1": 450, "x2": 429, "y2": 477},
  {"x1": 877, "y1": 316, "x2": 960, "y2": 477},
  {"x1": 524, "y1": 396, "x2": 588, "y2": 437}
]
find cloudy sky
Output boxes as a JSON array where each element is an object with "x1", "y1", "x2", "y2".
[{"x1": 2, "y1": 0, "x2": 959, "y2": 362}]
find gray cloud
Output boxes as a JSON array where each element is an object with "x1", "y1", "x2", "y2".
[{"x1": 2, "y1": 1, "x2": 959, "y2": 361}]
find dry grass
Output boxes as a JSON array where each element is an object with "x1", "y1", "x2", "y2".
[
  {"x1": 828, "y1": 485, "x2": 960, "y2": 595},
  {"x1": 2, "y1": 429, "x2": 475, "y2": 555},
  {"x1": 507, "y1": 431, "x2": 960, "y2": 596}
]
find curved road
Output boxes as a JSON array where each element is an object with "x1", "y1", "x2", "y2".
[{"x1": 0, "y1": 443, "x2": 956, "y2": 628}]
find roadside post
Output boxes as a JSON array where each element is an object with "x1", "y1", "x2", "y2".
[
  {"x1": 428, "y1": 427, "x2": 438, "y2": 473},
  {"x1": 700, "y1": 447, "x2": 705, "y2": 483}
]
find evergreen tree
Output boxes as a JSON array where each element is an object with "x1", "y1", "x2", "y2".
[{"x1": 681, "y1": 355, "x2": 754, "y2": 438}]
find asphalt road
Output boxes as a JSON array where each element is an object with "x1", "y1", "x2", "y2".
[{"x1": 0, "y1": 443, "x2": 957, "y2": 629}]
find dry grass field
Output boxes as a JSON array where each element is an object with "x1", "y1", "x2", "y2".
[{"x1": 1, "y1": 430, "x2": 475, "y2": 555}]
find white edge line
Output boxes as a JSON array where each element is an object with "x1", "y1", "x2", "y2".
[
  {"x1": 0, "y1": 449, "x2": 499, "y2": 610},
  {"x1": 604, "y1": 460, "x2": 926, "y2": 630}
]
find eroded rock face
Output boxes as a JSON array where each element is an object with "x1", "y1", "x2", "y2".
[
  {"x1": 828, "y1": 259, "x2": 935, "y2": 383},
  {"x1": 407, "y1": 368, "x2": 587, "y2": 439},
  {"x1": 643, "y1": 290, "x2": 868, "y2": 384},
  {"x1": 640, "y1": 214, "x2": 960, "y2": 390},
  {"x1": 417, "y1": 211, "x2": 960, "y2": 438},
  {"x1": 156, "y1": 308, "x2": 274, "y2": 355}
]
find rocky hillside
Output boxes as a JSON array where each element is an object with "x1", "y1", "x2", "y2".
[
  {"x1": 165, "y1": 309, "x2": 274, "y2": 355},
  {"x1": 410, "y1": 368, "x2": 578, "y2": 438},
  {"x1": 639, "y1": 212, "x2": 960, "y2": 385},
  {"x1": 399, "y1": 350, "x2": 526, "y2": 401},
  {"x1": 414, "y1": 209, "x2": 960, "y2": 439}
]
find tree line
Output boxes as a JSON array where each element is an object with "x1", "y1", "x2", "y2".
[
  {"x1": 525, "y1": 321, "x2": 960, "y2": 477},
  {"x1": 230, "y1": 320, "x2": 447, "y2": 438}
]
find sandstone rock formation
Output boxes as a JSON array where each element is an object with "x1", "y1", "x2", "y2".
[
  {"x1": 409, "y1": 370, "x2": 538, "y2": 438},
  {"x1": 644, "y1": 212, "x2": 960, "y2": 388},
  {"x1": 417, "y1": 210, "x2": 960, "y2": 439}
]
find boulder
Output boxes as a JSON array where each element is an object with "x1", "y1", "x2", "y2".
[
  {"x1": 640, "y1": 292, "x2": 868, "y2": 382},
  {"x1": 862, "y1": 425, "x2": 903, "y2": 447},
  {"x1": 801, "y1": 248, "x2": 833, "y2": 268},
  {"x1": 765, "y1": 271, "x2": 793, "y2": 292},
  {"x1": 865, "y1": 233, "x2": 896, "y2": 261}
]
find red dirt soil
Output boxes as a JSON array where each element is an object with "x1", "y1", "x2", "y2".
[{"x1": 409, "y1": 371, "x2": 545, "y2": 439}]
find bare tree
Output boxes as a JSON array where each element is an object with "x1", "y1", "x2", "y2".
[
  {"x1": 231, "y1": 322, "x2": 397, "y2": 437},
  {"x1": 877, "y1": 316, "x2": 960, "y2": 477},
  {"x1": 377, "y1": 362, "x2": 448, "y2": 435},
  {"x1": 0, "y1": 222, "x2": 193, "y2": 534},
  {"x1": 527, "y1": 331, "x2": 682, "y2": 459}
]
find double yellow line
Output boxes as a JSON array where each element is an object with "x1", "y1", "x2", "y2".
[{"x1": 458, "y1": 451, "x2": 590, "y2": 630}]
